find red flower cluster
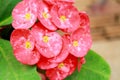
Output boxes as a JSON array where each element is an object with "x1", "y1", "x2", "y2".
[{"x1": 10, "y1": 0, "x2": 92, "y2": 80}]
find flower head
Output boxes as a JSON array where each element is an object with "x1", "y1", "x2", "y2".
[{"x1": 10, "y1": 0, "x2": 92, "y2": 79}]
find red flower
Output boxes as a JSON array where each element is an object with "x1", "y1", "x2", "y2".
[
  {"x1": 68, "y1": 26, "x2": 92, "y2": 57},
  {"x1": 37, "y1": 1, "x2": 57, "y2": 31},
  {"x1": 51, "y1": 4, "x2": 80, "y2": 32},
  {"x1": 10, "y1": 29, "x2": 40, "y2": 65},
  {"x1": 31, "y1": 22, "x2": 63, "y2": 58},
  {"x1": 12, "y1": 0, "x2": 37, "y2": 29},
  {"x1": 46, "y1": 54, "x2": 78, "y2": 80}
]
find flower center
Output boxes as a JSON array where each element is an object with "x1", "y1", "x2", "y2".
[
  {"x1": 25, "y1": 13, "x2": 31, "y2": 20},
  {"x1": 60, "y1": 15, "x2": 66, "y2": 22},
  {"x1": 42, "y1": 12, "x2": 49, "y2": 19},
  {"x1": 43, "y1": 36, "x2": 49, "y2": 43},
  {"x1": 58, "y1": 63, "x2": 65, "y2": 68},
  {"x1": 73, "y1": 40, "x2": 79, "y2": 47},
  {"x1": 25, "y1": 41, "x2": 32, "y2": 49}
]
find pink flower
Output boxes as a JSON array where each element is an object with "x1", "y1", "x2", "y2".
[
  {"x1": 31, "y1": 22, "x2": 63, "y2": 58},
  {"x1": 37, "y1": 1, "x2": 57, "y2": 31},
  {"x1": 12, "y1": 0, "x2": 37, "y2": 29},
  {"x1": 46, "y1": 54, "x2": 78, "y2": 80},
  {"x1": 37, "y1": 35, "x2": 69, "y2": 69},
  {"x1": 10, "y1": 0, "x2": 93, "y2": 79},
  {"x1": 10, "y1": 29, "x2": 40, "y2": 65},
  {"x1": 51, "y1": 4, "x2": 80, "y2": 32},
  {"x1": 68, "y1": 26, "x2": 92, "y2": 57}
]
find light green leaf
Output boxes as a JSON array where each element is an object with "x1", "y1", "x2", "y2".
[
  {"x1": 0, "y1": 0, "x2": 21, "y2": 27},
  {"x1": 0, "y1": 39, "x2": 41, "y2": 80},
  {"x1": 65, "y1": 50, "x2": 111, "y2": 80}
]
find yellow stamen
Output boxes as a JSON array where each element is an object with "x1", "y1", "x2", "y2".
[
  {"x1": 58, "y1": 63, "x2": 64, "y2": 68},
  {"x1": 43, "y1": 36, "x2": 49, "y2": 43},
  {"x1": 60, "y1": 15, "x2": 66, "y2": 22},
  {"x1": 73, "y1": 40, "x2": 79, "y2": 47},
  {"x1": 25, "y1": 13, "x2": 31, "y2": 20},
  {"x1": 42, "y1": 12, "x2": 49, "y2": 19},
  {"x1": 25, "y1": 41, "x2": 32, "y2": 49}
]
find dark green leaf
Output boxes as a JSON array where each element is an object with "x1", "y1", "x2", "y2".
[
  {"x1": 65, "y1": 50, "x2": 111, "y2": 80},
  {"x1": 0, "y1": 0, "x2": 21, "y2": 27},
  {"x1": 0, "y1": 39, "x2": 41, "y2": 80}
]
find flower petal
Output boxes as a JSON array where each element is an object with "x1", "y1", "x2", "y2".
[
  {"x1": 48, "y1": 35, "x2": 69, "y2": 63},
  {"x1": 14, "y1": 48, "x2": 40, "y2": 65},
  {"x1": 37, "y1": 1, "x2": 57, "y2": 31},
  {"x1": 37, "y1": 56, "x2": 58, "y2": 69}
]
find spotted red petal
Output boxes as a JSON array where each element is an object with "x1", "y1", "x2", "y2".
[
  {"x1": 46, "y1": 54, "x2": 78, "y2": 80},
  {"x1": 37, "y1": 1, "x2": 57, "y2": 31},
  {"x1": 37, "y1": 56, "x2": 58, "y2": 70},
  {"x1": 31, "y1": 22, "x2": 63, "y2": 58},
  {"x1": 51, "y1": 4, "x2": 80, "y2": 32},
  {"x1": 12, "y1": 0, "x2": 37, "y2": 29},
  {"x1": 10, "y1": 29, "x2": 40, "y2": 65},
  {"x1": 14, "y1": 48, "x2": 40, "y2": 65},
  {"x1": 78, "y1": 57, "x2": 86, "y2": 71},
  {"x1": 79, "y1": 11, "x2": 90, "y2": 27},
  {"x1": 44, "y1": 0, "x2": 74, "y2": 5}
]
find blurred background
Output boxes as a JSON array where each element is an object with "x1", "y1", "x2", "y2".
[{"x1": 75, "y1": 0, "x2": 120, "y2": 80}]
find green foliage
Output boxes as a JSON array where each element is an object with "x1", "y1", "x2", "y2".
[
  {"x1": 0, "y1": 0, "x2": 21, "y2": 27},
  {"x1": 65, "y1": 50, "x2": 111, "y2": 80},
  {"x1": 0, "y1": 39, "x2": 41, "y2": 80}
]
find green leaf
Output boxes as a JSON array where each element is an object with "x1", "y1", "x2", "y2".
[
  {"x1": 0, "y1": 39, "x2": 41, "y2": 80},
  {"x1": 0, "y1": 16, "x2": 13, "y2": 27},
  {"x1": 0, "y1": 0, "x2": 21, "y2": 27},
  {"x1": 65, "y1": 50, "x2": 111, "y2": 80}
]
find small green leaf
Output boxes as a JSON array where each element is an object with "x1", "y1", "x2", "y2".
[
  {"x1": 65, "y1": 50, "x2": 111, "y2": 80},
  {"x1": 0, "y1": 0, "x2": 21, "y2": 27},
  {"x1": 0, "y1": 39, "x2": 41, "y2": 80}
]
